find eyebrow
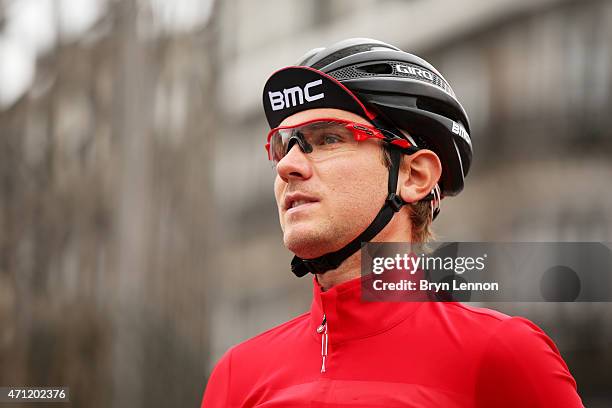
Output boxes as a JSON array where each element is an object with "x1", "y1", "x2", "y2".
[{"x1": 303, "y1": 121, "x2": 345, "y2": 129}]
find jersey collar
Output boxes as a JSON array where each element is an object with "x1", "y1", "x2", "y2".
[{"x1": 310, "y1": 273, "x2": 426, "y2": 344}]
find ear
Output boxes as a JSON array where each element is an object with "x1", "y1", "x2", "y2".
[{"x1": 398, "y1": 150, "x2": 442, "y2": 203}]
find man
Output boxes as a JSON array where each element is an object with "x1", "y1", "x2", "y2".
[{"x1": 202, "y1": 38, "x2": 583, "y2": 407}]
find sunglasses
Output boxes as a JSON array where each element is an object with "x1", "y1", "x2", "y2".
[{"x1": 265, "y1": 118, "x2": 413, "y2": 165}]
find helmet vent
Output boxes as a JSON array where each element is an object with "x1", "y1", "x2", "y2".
[
  {"x1": 311, "y1": 44, "x2": 390, "y2": 70},
  {"x1": 330, "y1": 61, "x2": 455, "y2": 97},
  {"x1": 356, "y1": 63, "x2": 393, "y2": 74}
]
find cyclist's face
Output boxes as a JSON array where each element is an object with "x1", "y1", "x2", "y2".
[{"x1": 273, "y1": 108, "x2": 389, "y2": 260}]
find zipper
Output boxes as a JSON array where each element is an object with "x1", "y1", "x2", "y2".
[{"x1": 316, "y1": 314, "x2": 328, "y2": 373}]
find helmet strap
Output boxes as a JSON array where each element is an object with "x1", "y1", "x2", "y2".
[{"x1": 291, "y1": 146, "x2": 406, "y2": 277}]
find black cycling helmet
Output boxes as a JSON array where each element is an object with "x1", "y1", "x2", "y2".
[
  {"x1": 297, "y1": 38, "x2": 472, "y2": 197},
  {"x1": 263, "y1": 38, "x2": 472, "y2": 277}
]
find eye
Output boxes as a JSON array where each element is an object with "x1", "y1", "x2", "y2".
[{"x1": 319, "y1": 134, "x2": 343, "y2": 145}]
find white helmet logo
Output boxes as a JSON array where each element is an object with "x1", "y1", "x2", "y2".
[{"x1": 395, "y1": 64, "x2": 434, "y2": 81}]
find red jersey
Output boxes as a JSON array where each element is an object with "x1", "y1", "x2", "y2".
[{"x1": 202, "y1": 276, "x2": 583, "y2": 407}]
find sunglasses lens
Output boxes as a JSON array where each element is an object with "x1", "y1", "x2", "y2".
[
  {"x1": 268, "y1": 121, "x2": 359, "y2": 164},
  {"x1": 269, "y1": 131, "x2": 286, "y2": 163}
]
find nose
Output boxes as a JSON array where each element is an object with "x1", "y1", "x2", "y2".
[{"x1": 276, "y1": 143, "x2": 313, "y2": 183}]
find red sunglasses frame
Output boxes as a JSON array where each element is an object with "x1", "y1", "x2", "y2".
[{"x1": 265, "y1": 118, "x2": 411, "y2": 162}]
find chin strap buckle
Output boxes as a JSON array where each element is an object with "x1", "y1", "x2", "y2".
[
  {"x1": 291, "y1": 256, "x2": 340, "y2": 277},
  {"x1": 386, "y1": 193, "x2": 405, "y2": 212}
]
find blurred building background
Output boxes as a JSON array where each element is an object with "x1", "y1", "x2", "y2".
[{"x1": 0, "y1": 0, "x2": 611, "y2": 407}]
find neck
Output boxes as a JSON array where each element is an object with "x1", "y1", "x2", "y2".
[{"x1": 315, "y1": 251, "x2": 361, "y2": 291}]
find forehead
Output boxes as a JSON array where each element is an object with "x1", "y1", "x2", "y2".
[{"x1": 278, "y1": 108, "x2": 371, "y2": 127}]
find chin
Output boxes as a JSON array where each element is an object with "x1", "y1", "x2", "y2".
[{"x1": 284, "y1": 227, "x2": 331, "y2": 260}]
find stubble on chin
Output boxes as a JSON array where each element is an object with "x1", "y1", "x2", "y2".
[
  {"x1": 283, "y1": 217, "x2": 352, "y2": 260},
  {"x1": 284, "y1": 227, "x2": 330, "y2": 260},
  {"x1": 282, "y1": 218, "x2": 320, "y2": 256}
]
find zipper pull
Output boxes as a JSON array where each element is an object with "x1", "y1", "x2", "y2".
[
  {"x1": 316, "y1": 315, "x2": 328, "y2": 373},
  {"x1": 316, "y1": 315, "x2": 326, "y2": 333}
]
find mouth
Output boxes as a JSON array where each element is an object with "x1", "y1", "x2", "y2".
[{"x1": 284, "y1": 194, "x2": 320, "y2": 212}]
